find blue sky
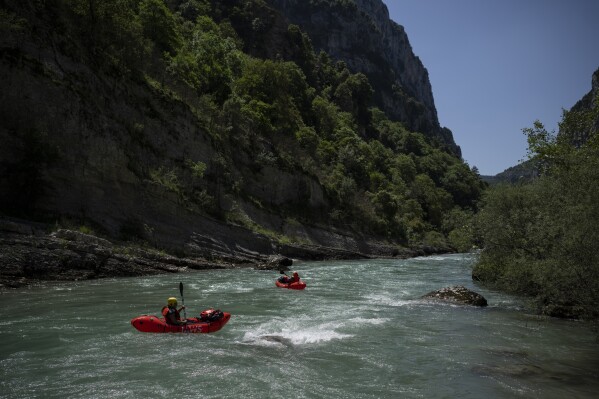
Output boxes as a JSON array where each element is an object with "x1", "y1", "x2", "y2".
[{"x1": 384, "y1": 0, "x2": 599, "y2": 175}]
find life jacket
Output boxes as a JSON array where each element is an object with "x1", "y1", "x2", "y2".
[
  {"x1": 289, "y1": 272, "x2": 300, "y2": 284},
  {"x1": 162, "y1": 306, "x2": 181, "y2": 325}
]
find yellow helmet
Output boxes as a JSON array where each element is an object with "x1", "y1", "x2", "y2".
[{"x1": 167, "y1": 297, "x2": 177, "y2": 306}]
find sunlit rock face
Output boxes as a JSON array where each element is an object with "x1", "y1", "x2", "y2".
[{"x1": 267, "y1": 0, "x2": 461, "y2": 156}]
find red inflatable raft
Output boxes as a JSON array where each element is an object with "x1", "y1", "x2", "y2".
[
  {"x1": 131, "y1": 311, "x2": 231, "y2": 333},
  {"x1": 275, "y1": 280, "x2": 306, "y2": 290}
]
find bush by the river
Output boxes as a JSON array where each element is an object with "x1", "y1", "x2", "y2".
[{"x1": 473, "y1": 98, "x2": 599, "y2": 319}]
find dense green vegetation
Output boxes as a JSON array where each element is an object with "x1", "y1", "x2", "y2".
[
  {"x1": 473, "y1": 98, "x2": 599, "y2": 319},
  {"x1": 1, "y1": 0, "x2": 484, "y2": 248},
  {"x1": 480, "y1": 159, "x2": 537, "y2": 185}
]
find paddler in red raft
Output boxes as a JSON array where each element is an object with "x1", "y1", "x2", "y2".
[
  {"x1": 277, "y1": 270, "x2": 300, "y2": 283},
  {"x1": 162, "y1": 297, "x2": 187, "y2": 326},
  {"x1": 277, "y1": 270, "x2": 290, "y2": 283},
  {"x1": 288, "y1": 271, "x2": 300, "y2": 284}
]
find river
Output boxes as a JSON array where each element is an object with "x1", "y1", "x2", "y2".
[{"x1": 1, "y1": 253, "x2": 597, "y2": 398}]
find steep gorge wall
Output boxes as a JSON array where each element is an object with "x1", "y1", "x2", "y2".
[
  {"x1": 267, "y1": 0, "x2": 461, "y2": 156},
  {"x1": 565, "y1": 67, "x2": 599, "y2": 145},
  {"x1": 0, "y1": 33, "x2": 401, "y2": 260}
]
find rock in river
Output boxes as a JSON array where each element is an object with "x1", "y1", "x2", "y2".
[{"x1": 422, "y1": 285, "x2": 488, "y2": 307}]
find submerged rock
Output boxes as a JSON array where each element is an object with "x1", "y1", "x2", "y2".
[
  {"x1": 422, "y1": 285, "x2": 488, "y2": 307},
  {"x1": 260, "y1": 335, "x2": 294, "y2": 347}
]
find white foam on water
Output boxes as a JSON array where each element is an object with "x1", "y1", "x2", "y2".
[
  {"x1": 345, "y1": 316, "x2": 389, "y2": 326},
  {"x1": 241, "y1": 315, "x2": 354, "y2": 346},
  {"x1": 198, "y1": 282, "x2": 255, "y2": 293},
  {"x1": 51, "y1": 286, "x2": 74, "y2": 291},
  {"x1": 1, "y1": 315, "x2": 46, "y2": 326},
  {"x1": 239, "y1": 307, "x2": 394, "y2": 348},
  {"x1": 365, "y1": 293, "x2": 414, "y2": 308},
  {"x1": 244, "y1": 336, "x2": 287, "y2": 348},
  {"x1": 135, "y1": 279, "x2": 159, "y2": 288},
  {"x1": 411, "y1": 255, "x2": 450, "y2": 261},
  {"x1": 282, "y1": 328, "x2": 352, "y2": 345}
]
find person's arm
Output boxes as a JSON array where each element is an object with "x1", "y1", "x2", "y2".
[{"x1": 177, "y1": 306, "x2": 187, "y2": 324}]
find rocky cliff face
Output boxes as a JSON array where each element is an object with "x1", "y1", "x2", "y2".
[
  {"x1": 0, "y1": 0, "x2": 463, "y2": 275},
  {"x1": 564, "y1": 67, "x2": 599, "y2": 145},
  {"x1": 0, "y1": 47, "x2": 413, "y2": 263},
  {"x1": 0, "y1": 43, "x2": 396, "y2": 260},
  {"x1": 267, "y1": 0, "x2": 461, "y2": 156}
]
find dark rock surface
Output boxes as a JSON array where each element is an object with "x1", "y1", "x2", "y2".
[
  {"x1": 255, "y1": 255, "x2": 293, "y2": 271},
  {"x1": 422, "y1": 285, "x2": 488, "y2": 307},
  {"x1": 0, "y1": 220, "x2": 236, "y2": 288},
  {"x1": 0, "y1": 2, "x2": 461, "y2": 275},
  {"x1": 1, "y1": 218, "x2": 443, "y2": 288},
  {"x1": 0, "y1": 8, "x2": 408, "y2": 267}
]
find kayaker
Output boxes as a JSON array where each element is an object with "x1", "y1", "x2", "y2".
[
  {"x1": 277, "y1": 270, "x2": 290, "y2": 283},
  {"x1": 288, "y1": 271, "x2": 300, "y2": 284},
  {"x1": 162, "y1": 297, "x2": 187, "y2": 325}
]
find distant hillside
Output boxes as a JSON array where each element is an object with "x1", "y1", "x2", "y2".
[
  {"x1": 481, "y1": 160, "x2": 538, "y2": 185},
  {"x1": 484, "y1": 67, "x2": 599, "y2": 186},
  {"x1": 560, "y1": 67, "x2": 599, "y2": 147}
]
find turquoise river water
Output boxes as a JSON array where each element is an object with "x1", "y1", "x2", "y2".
[{"x1": 1, "y1": 253, "x2": 598, "y2": 398}]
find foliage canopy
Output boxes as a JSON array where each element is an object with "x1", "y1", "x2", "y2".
[{"x1": 474, "y1": 98, "x2": 599, "y2": 319}]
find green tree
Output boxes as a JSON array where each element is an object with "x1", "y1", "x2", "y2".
[
  {"x1": 139, "y1": 0, "x2": 182, "y2": 54},
  {"x1": 234, "y1": 58, "x2": 311, "y2": 135},
  {"x1": 474, "y1": 98, "x2": 599, "y2": 319},
  {"x1": 333, "y1": 73, "x2": 373, "y2": 127},
  {"x1": 67, "y1": 0, "x2": 150, "y2": 73}
]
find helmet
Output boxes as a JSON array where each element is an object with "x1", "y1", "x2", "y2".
[
  {"x1": 293, "y1": 271, "x2": 299, "y2": 277},
  {"x1": 167, "y1": 297, "x2": 178, "y2": 306}
]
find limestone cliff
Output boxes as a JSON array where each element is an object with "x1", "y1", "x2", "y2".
[
  {"x1": 267, "y1": 0, "x2": 461, "y2": 156},
  {"x1": 0, "y1": 0, "x2": 475, "y2": 274},
  {"x1": 0, "y1": 30, "x2": 408, "y2": 261},
  {"x1": 563, "y1": 67, "x2": 599, "y2": 146},
  {"x1": 0, "y1": 45, "x2": 387, "y2": 259}
]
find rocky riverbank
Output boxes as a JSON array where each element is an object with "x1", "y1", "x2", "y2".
[
  {"x1": 0, "y1": 220, "x2": 239, "y2": 288},
  {"x1": 1, "y1": 218, "x2": 448, "y2": 288}
]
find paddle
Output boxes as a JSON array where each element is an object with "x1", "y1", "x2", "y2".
[{"x1": 179, "y1": 282, "x2": 187, "y2": 320}]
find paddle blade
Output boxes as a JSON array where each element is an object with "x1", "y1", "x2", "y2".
[{"x1": 179, "y1": 282, "x2": 183, "y2": 297}]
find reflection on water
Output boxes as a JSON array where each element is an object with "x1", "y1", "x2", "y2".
[{"x1": 0, "y1": 253, "x2": 598, "y2": 398}]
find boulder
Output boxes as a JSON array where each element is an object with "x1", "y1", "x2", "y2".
[
  {"x1": 422, "y1": 285, "x2": 488, "y2": 307},
  {"x1": 255, "y1": 255, "x2": 293, "y2": 271}
]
